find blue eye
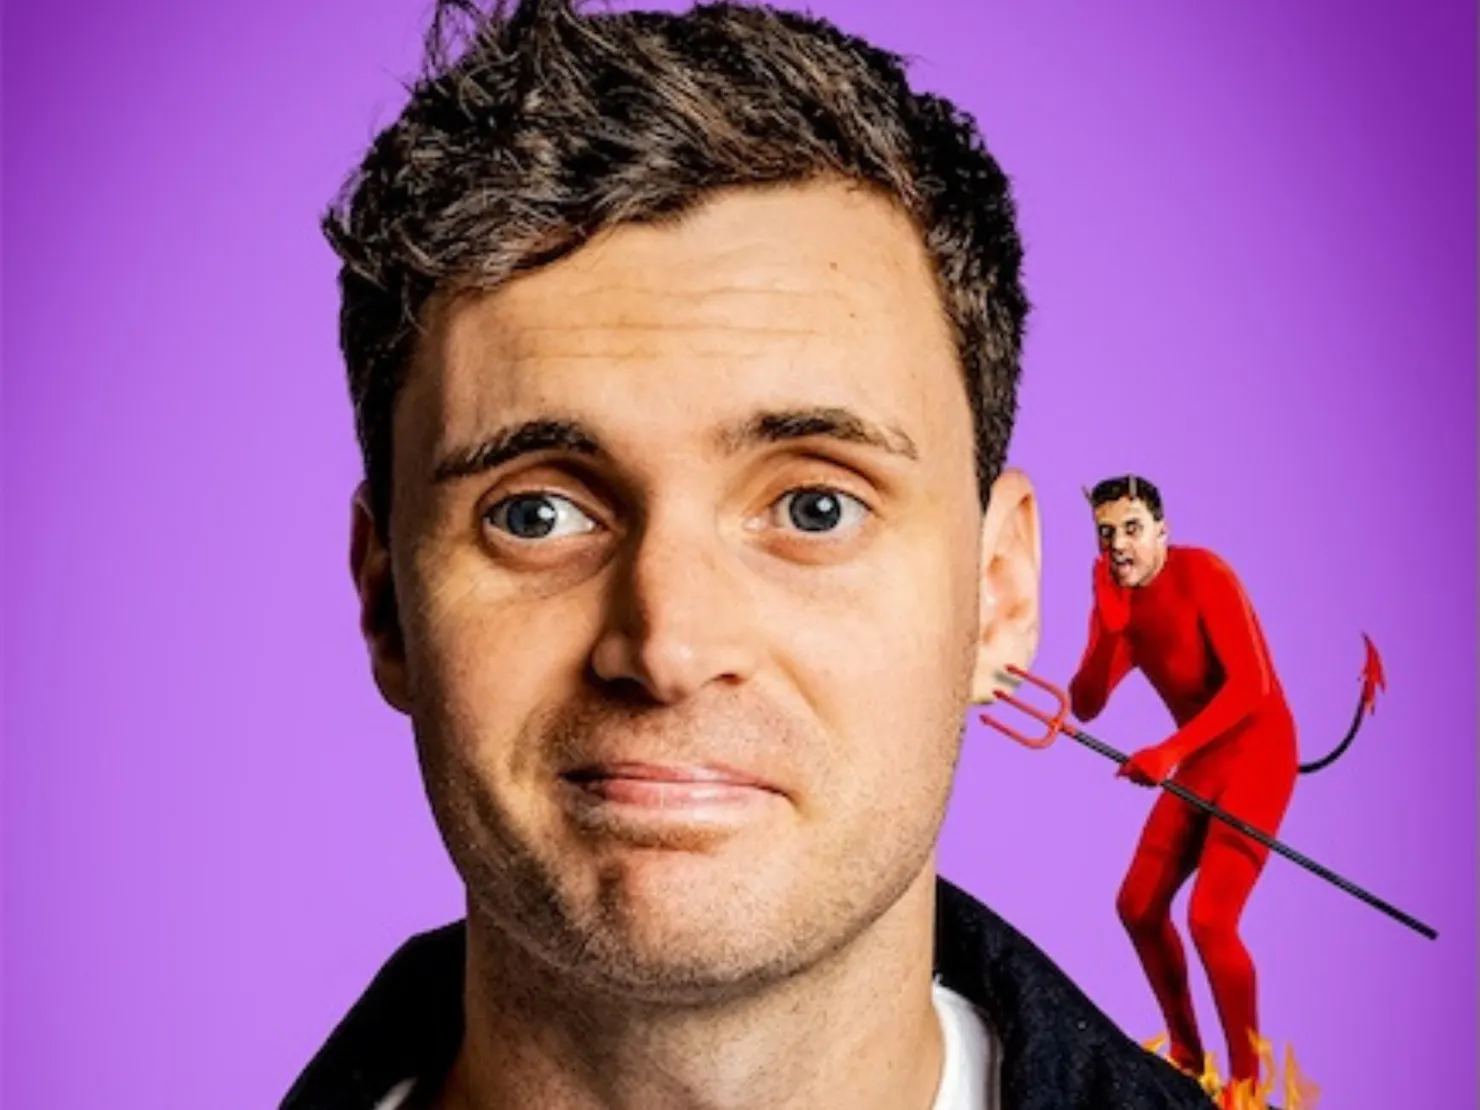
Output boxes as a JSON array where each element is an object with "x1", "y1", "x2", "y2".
[
  {"x1": 776, "y1": 488, "x2": 868, "y2": 534},
  {"x1": 486, "y1": 493, "x2": 596, "y2": 540}
]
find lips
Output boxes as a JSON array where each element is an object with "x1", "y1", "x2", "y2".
[
  {"x1": 565, "y1": 762, "x2": 779, "y2": 793},
  {"x1": 560, "y1": 762, "x2": 785, "y2": 815},
  {"x1": 566, "y1": 762, "x2": 774, "y2": 786}
]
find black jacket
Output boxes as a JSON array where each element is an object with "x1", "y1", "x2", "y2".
[{"x1": 282, "y1": 878, "x2": 1213, "y2": 1109}]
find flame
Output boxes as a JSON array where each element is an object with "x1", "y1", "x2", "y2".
[
  {"x1": 1282, "y1": 1044, "x2": 1322, "y2": 1110},
  {"x1": 1142, "y1": 1031, "x2": 1320, "y2": 1109}
]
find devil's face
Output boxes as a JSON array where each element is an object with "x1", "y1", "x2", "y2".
[{"x1": 1094, "y1": 497, "x2": 1168, "y2": 587}]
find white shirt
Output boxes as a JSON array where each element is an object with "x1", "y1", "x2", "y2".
[
  {"x1": 931, "y1": 980, "x2": 1001, "y2": 1110},
  {"x1": 373, "y1": 982, "x2": 1000, "y2": 1110}
]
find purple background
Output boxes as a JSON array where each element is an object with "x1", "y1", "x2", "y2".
[{"x1": 2, "y1": 0, "x2": 1474, "y2": 1106}]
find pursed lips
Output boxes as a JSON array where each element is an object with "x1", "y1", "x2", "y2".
[{"x1": 560, "y1": 762, "x2": 787, "y2": 808}]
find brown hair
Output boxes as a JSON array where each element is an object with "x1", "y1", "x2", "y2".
[{"x1": 324, "y1": 0, "x2": 1030, "y2": 538}]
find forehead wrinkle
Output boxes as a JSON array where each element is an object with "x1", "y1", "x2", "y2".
[
  {"x1": 476, "y1": 292, "x2": 942, "y2": 417},
  {"x1": 464, "y1": 280, "x2": 903, "y2": 400},
  {"x1": 485, "y1": 187, "x2": 942, "y2": 337},
  {"x1": 494, "y1": 278, "x2": 871, "y2": 349},
  {"x1": 413, "y1": 183, "x2": 966, "y2": 482}
]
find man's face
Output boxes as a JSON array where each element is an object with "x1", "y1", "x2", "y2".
[
  {"x1": 380, "y1": 182, "x2": 998, "y2": 1000},
  {"x1": 1095, "y1": 497, "x2": 1167, "y2": 587}
]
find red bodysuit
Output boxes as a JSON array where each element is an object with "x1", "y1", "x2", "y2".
[{"x1": 1070, "y1": 545, "x2": 1297, "y2": 1085}]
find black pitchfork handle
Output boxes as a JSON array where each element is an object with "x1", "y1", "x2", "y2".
[
  {"x1": 986, "y1": 666, "x2": 1440, "y2": 941},
  {"x1": 1062, "y1": 723, "x2": 1437, "y2": 940}
]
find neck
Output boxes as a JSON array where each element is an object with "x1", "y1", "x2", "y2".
[{"x1": 435, "y1": 866, "x2": 945, "y2": 1110}]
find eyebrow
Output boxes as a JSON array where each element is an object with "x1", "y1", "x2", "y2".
[
  {"x1": 433, "y1": 419, "x2": 600, "y2": 483},
  {"x1": 714, "y1": 406, "x2": 919, "y2": 461},
  {"x1": 431, "y1": 405, "x2": 918, "y2": 485}
]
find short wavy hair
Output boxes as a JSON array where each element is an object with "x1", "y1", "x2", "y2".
[
  {"x1": 1090, "y1": 475, "x2": 1164, "y2": 519},
  {"x1": 324, "y1": 0, "x2": 1030, "y2": 538}
]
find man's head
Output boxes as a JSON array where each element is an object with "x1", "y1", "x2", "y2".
[
  {"x1": 1088, "y1": 475, "x2": 1168, "y2": 587},
  {"x1": 330, "y1": 0, "x2": 1038, "y2": 1005}
]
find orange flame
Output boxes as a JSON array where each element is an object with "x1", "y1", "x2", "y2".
[
  {"x1": 1142, "y1": 1031, "x2": 1320, "y2": 1109},
  {"x1": 1282, "y1": 1043, "x2": 1322, "y2": 1110}
]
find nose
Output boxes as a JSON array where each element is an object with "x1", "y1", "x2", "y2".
[{"x1": 588, "y1": 512, "x2": 760, "y2": 704}]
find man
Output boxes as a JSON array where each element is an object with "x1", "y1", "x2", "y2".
[
  {"x1": 284, "y1": 2, "x2": 1213, "y2": 1107},
  {"x1": 1069, "y1": 476, "x2": 1297, "y2": 1098}
]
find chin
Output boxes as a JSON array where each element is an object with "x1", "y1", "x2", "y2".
[
  {"x1": 600, "y1": 847, "x2": 794, "y2": 934},
  {"x1": 544, "y1": 836, "x2": 909, "y2": 1003},
  {"x1": 580, "y1": 942, "x2": 800, "y2": 1005},
  {"x1": 561, "y1": 879, "x2": 818, "y2": 1002}
]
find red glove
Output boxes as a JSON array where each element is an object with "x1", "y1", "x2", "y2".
[
  {"x1": 1094, "y1": 553, "x2": 1132, "y2": 634},
  {"x1": 1117, "y1": 745, "x2": 1178, "y2": 787}
]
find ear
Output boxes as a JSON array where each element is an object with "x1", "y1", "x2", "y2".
[
  {"x1": 969, "y1": 468, "x2": 1042, "y2": 704},
  {"x1": 350, "y1": 483, "x2": 411, "y2": 714}
]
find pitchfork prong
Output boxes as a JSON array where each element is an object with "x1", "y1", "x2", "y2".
[{"x1": 978, "y1": 666, "x2": 1072, "y2": 750}]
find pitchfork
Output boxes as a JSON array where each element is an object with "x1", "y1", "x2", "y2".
[{"x1": 979, "y1": 665, "x2": 1438, "y2": 941}]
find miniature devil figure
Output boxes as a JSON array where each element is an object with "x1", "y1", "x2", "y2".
[{"x1": 1069, "y1": 475, "x2": 1382, "y2": 1098}]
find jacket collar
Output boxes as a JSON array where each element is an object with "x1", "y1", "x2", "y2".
[{"x1": 283, "y1": 877, "x2": 1210, "y2": 1109}]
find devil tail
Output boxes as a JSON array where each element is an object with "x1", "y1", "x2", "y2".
[{"x1": 1298, "y1": 633, "x2": 1386, "y2": 775}]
